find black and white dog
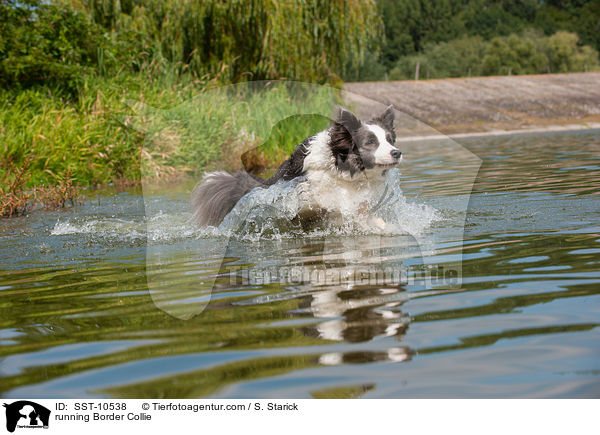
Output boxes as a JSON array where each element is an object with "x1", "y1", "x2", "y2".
[{"x1": 191, "y1": 106, "x2": 401, "y2": 228}]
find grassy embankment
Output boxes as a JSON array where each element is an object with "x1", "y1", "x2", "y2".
[
  {"x1": 0, "y1": 67, "x2": 336, "y2": 217},
  {"x1": 0, "y1": 0, "x2": 377, "y2": 217}
]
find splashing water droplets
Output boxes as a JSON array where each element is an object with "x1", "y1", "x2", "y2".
[{"x1": 50, "y1": 169, "x2": 441, "y2": 243}]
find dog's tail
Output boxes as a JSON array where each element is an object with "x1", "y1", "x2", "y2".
[{"x1": 191, "y1": 171, "x2": 266, "y2": 227}]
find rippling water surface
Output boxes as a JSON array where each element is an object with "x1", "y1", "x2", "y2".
[{"x1": 1, "y1": 130, "x2": 599, "y2": 398}]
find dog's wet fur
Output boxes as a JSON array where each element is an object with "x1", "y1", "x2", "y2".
[{"x1": 191, "y1": 106, "x2": 401, "y2": 227}]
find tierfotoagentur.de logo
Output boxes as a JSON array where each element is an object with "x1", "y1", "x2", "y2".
[{"x1": 2, "y1": 401, "x2": 50, "y2": 433}]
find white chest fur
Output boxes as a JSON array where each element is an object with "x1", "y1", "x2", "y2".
[{"x1": 304, "y1": 169, "x2": 384, "y2": 215}]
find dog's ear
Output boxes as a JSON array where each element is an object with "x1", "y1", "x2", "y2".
[
  {"x1": 335, "y1": 107, "x2": 361, "y2": 132},
  {"x1": 331, "y1": 107, "x2": 361, "y2": 156},
  {"x1": 373, "y1": 105, "x2": 395, "y2": 132}
]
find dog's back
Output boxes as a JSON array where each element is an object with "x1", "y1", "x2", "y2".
[{"x1": 192, "y1": 135, "x2": 311, "y2": 227}]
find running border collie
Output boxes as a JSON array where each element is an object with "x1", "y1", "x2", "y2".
[{"x1": 191, "y1": 106, "x2": 401, "y2": 227}]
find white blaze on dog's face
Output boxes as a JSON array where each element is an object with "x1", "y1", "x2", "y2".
[
  {"x1": 328, "y1": 106, "x2": 401, "y2": 177},
  {"x1": 365, "y1": 123, "x2": 402, "y2": 166}
]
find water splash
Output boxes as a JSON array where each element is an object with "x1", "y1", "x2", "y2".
[
  {"x1": 50, "y1": 214, "x2": 215, "y2": 243},
  {"x1": 218, "y1": 168, "x2": 441, "y2": 241},
  {"x1": 51, "y1": 169, "x2": 440, "y2": 244}
]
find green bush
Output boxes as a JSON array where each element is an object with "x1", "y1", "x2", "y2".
[
  {"x1": 482, "y1": 34, "x2": 547, "y2": 75},
  {"x1": 377, "y1": 0, "x2": 465, "y2": 54},
  {"x1": 1, "y1": 0, "x2": 382, "y2": 90},
  {"x1": 371, "y1": 0, "x2": 600, "y2": 78},
  {"x1": 389, "y1": 36, "x2": 487, "y2": 80},
  {"x1": 342, "y1": 51, "x2": 388, "y2": 82},
  {"x1": 389, "y1": 30, "x2": 598, "y2": 80},
  {"x1": 575, "y1": 1, "x2": 600, "y2": 53},
  {"x1": 0, "y1": 0, "x2": 109, "y2": 93},
  {"x1": 462, "y1": 1, "x2": 526, "y2": 39},
  {"x1": 545, "y1": 31, "x2": 598, "y2": 73}
]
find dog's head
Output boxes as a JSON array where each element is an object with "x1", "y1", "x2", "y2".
[{"x1": 329, "y1": 106, "x2": 400, "y2": 177}]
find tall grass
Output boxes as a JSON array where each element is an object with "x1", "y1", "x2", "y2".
[
  {"x1": 1, "y1": 57, "x2": 216, "y2": 189},
  {"x1": 0, "y1": 83, "x2": 142, "y2": 188},
  {"x1": 0, "y1": 65, "x2": 341, "y2": 193},
  {"x1": 133, "y1": 80, "x2": 340, "y2": 180}
]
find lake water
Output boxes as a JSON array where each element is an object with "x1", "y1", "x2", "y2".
[{"x1": 1, "y1": 130, "x2": 599, "y2": 398}]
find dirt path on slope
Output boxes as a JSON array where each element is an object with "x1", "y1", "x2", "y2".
[{"x1": 344, "y1": 72, "x2": 600, "y2": 137}]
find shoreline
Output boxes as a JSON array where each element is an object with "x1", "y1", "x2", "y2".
[{"x1": 395, "y1": 122, "x2": 600, "y2": 142}]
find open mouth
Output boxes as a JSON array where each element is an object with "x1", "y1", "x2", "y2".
[{"x1": 376, "y1": 162, "x2": 400, "y2": 168}]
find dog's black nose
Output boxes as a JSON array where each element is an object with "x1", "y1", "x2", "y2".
[{"x1": 391, "y1": 149, "x2": 402, "y2": 159}]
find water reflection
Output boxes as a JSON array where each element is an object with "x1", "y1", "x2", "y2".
[
  {"x1": 222, "y1": 234, "x2": 418, "y2": 364},
  {"x1": 1, "y1": 229, "x2": 598, "y2": 398},
  {"x1": 305, "y1": 286, "x2": 410, "y2": 343}
]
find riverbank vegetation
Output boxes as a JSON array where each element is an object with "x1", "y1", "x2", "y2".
[
  {"x1": 0, "y1": 157, "x2": 80, "y2": 217},
  {"x1": 0, "y1": 0, "x2": 378, "y2": 214}
]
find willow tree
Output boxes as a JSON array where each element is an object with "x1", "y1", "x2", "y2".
[{"x1": 70, "y1": 0, "x2": 382, "y2": 83}]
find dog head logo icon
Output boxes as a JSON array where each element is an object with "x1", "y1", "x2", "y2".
[{"x1": 3, "y1": 401, "x2": 50, "y2": 433}]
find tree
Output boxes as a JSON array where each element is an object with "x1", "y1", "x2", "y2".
[
  {"x1": 376, "y1": 0, "x2": 463, "y2": 67},
  {"x1": 463, "y1": 0, "x2": 525, "y2": 39},
  {"x1": 545, "y1": 31, "x2": 598, "y2": 72},
  {"x1": 576, "y1": 0, "x2": 600, "y2": 50},
  {"x1": 74, "y1": 0, "x2": 383, "y2": 84},
  {"x1": 0, "y1": 0, "x2": 107, "y2": 92}
]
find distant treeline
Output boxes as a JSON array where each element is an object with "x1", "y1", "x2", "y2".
[
  {"x1": 1, "y1": 0, "x2": 598, "y2": 91},
  {"x1": 346, "y1": 0, "x2": 599, "y2": 80}
]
